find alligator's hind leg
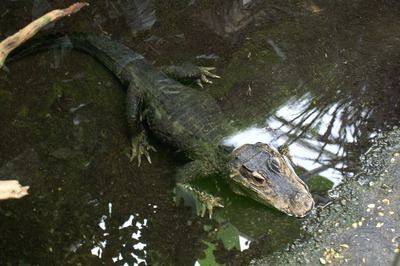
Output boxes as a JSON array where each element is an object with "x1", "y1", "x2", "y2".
[
  {"x1": 126, "y1": 84, "x2": 156, "y2": 166},
  {"x1": 161, "y1": 63, "x2": 220, "y2": 88},
  {"x1": 130, "y1": 131, "x2": 156, "y2": 166}
]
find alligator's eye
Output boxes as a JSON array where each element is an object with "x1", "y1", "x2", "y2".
[{"x1": 270, "y1": 157, "x2": 281, "y2": 172}]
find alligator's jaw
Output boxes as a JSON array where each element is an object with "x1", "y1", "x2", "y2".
[{"x1": 229, "y1": 142, "x2": 315, "y2": 217}]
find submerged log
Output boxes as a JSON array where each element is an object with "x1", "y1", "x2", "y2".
[
  {"x1": 0, "y1": 180, "x2": 29, "y2": 200},
  {"x1": 0, "y1": 2, "x2": 89, "y2": 69}
]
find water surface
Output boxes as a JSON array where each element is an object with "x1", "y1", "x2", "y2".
[{"x1": 1, "y1": 0, "x2": 400, "y2": 265}]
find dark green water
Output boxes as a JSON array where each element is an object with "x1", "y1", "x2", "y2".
[{"x1": 1, "y1": 1, "x2": 400, "y2": 265}]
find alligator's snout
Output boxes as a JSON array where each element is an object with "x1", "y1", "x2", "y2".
[
  {"x1": 229, "y1": 142, "x2": 315, "y2": 217},
  {"x1": 289, "y1": 191, "x2": 315, "y2": 217}
]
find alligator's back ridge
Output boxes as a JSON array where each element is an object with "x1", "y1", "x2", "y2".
[{"x1": 65, "y1": 34, "x2": 229, "y2": 155}]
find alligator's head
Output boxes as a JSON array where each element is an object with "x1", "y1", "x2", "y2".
[{"x1": 228, "y1": 142, "x2": 314, "y2": 217}]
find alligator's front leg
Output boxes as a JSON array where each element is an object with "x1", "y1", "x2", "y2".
[
  {"x1": 130, "y1": 130, "x2": 156, "y2": 166},
  {"x1": 126, "y1": 84, "x2": 156, "y2": 166},
  {"x1": 161, "y1": 63, "x2": 220, "y2": 88},
  {"x1": 175, "y1": 160, "x2": 223, "y2": 218}
]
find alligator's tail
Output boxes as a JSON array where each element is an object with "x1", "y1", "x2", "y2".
[{"x1": 8, "y1": 33, "x2": 144, "y2": 86}]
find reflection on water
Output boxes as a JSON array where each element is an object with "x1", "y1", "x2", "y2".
[
  {"x1": 91, "y1": 203, "x2": 148, "y2": 264},
  {"x1": 223, "y1": 92, "x2": 363, "y2": 185},
  {"x1": 1, "y1": 0, "x2": 400, "y2": 265}
]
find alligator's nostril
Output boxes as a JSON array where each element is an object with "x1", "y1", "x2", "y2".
[{"x1": 293, "y1": 192, "x2": 301, "y2": 201}]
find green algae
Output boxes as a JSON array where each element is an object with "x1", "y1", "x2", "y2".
[{"x1": 305, "y1": 175, "x2": 334, "y2": 193}]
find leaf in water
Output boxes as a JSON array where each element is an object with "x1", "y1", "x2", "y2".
[
  {"x1": 305, "y1": 175, "x2": 334, "y2": 193},
  {"x1": 216, "y1": 222, "x2": 241, "y2": 250},
  {"x1": 197, "y1": 241, "x2": 221, "y2": 266},
  {"x1": 114, "y1": 0, "x2": 156, "y2": 32},
  {"x1": 174, "y1": 184, "x2": 202, "y2": 216}
]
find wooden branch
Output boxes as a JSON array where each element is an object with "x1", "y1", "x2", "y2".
[
  {"x1": 0, "y1": 180, "x2": 29, "y2": 200},
  {"x1": 0, "y1": 2, "x2": 89, "y2": 69}
]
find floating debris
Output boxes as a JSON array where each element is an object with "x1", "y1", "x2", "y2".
[
  {"x1": 195, "y1": 54, "x2": 220, "y2": 60},
  {"x1": 267, "y1": 39, "x2": 286, "y2": 60},
  {"x1": 69, "y1": 103, "x2": 90, "y2": 113},
  {"x1": 382, "y1": 199, "x2": 390, "y2": 205},
  {"x1": 246, "y1": 85, "x2": 252, "y2": 96},
  {"x1": 376, "y1": 222, "x2": 384, "y2": 228},
  {"x1": 320, "y1": 246, "x2": 346, "y2": 264}
]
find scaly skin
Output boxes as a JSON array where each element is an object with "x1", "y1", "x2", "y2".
[{"x1": 14, "y1": 33, "x2": 315, "y2": 217}]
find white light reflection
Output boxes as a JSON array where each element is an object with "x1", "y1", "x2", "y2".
[
  {"x1": 90, "y1": 202, "x2": 156, "y2": 265},
  {"x1": 108, "y1": 202, "x2": 112, "y2": 217},
  {"x1": 239, "y1": 234, "x2": 251, "y2": 251},
  {"x1": 223, "y1": 94, "x2": 358, "y2": 186},
  {"x1": 119, "y1": 215, "x2": 134, "y2": 229}
]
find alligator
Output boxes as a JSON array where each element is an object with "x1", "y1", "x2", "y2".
[{"x1": 13, "y1": 33, "x2": 315, "y2": 217}]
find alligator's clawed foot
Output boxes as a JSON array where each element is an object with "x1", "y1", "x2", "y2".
[
  {"x1": 162, "y1": 63, "x2": 221, "y2": 88},
  {"x1": 129, "y1": 131, "x2": 156, "y2": 167},
  {"x1": 196, "y1": 66, "x2": 221, "y2": 88},
  {"x1": 198, "y1": 190, "x2": 224, "y2": 218},
  {"x1": 177, "y1": 183, "x2": 224, "y2": 219}
]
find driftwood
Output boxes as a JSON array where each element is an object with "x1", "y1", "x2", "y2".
[
  {"x1": 0, "y1": 2, "x2": 88, "y2": 200},
  {"x1": 0, "y1": 180, "x2": 29, "y2": 200},
  {"x1": 0, "y1": 2, "x2": 89, "y2": 69}
]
